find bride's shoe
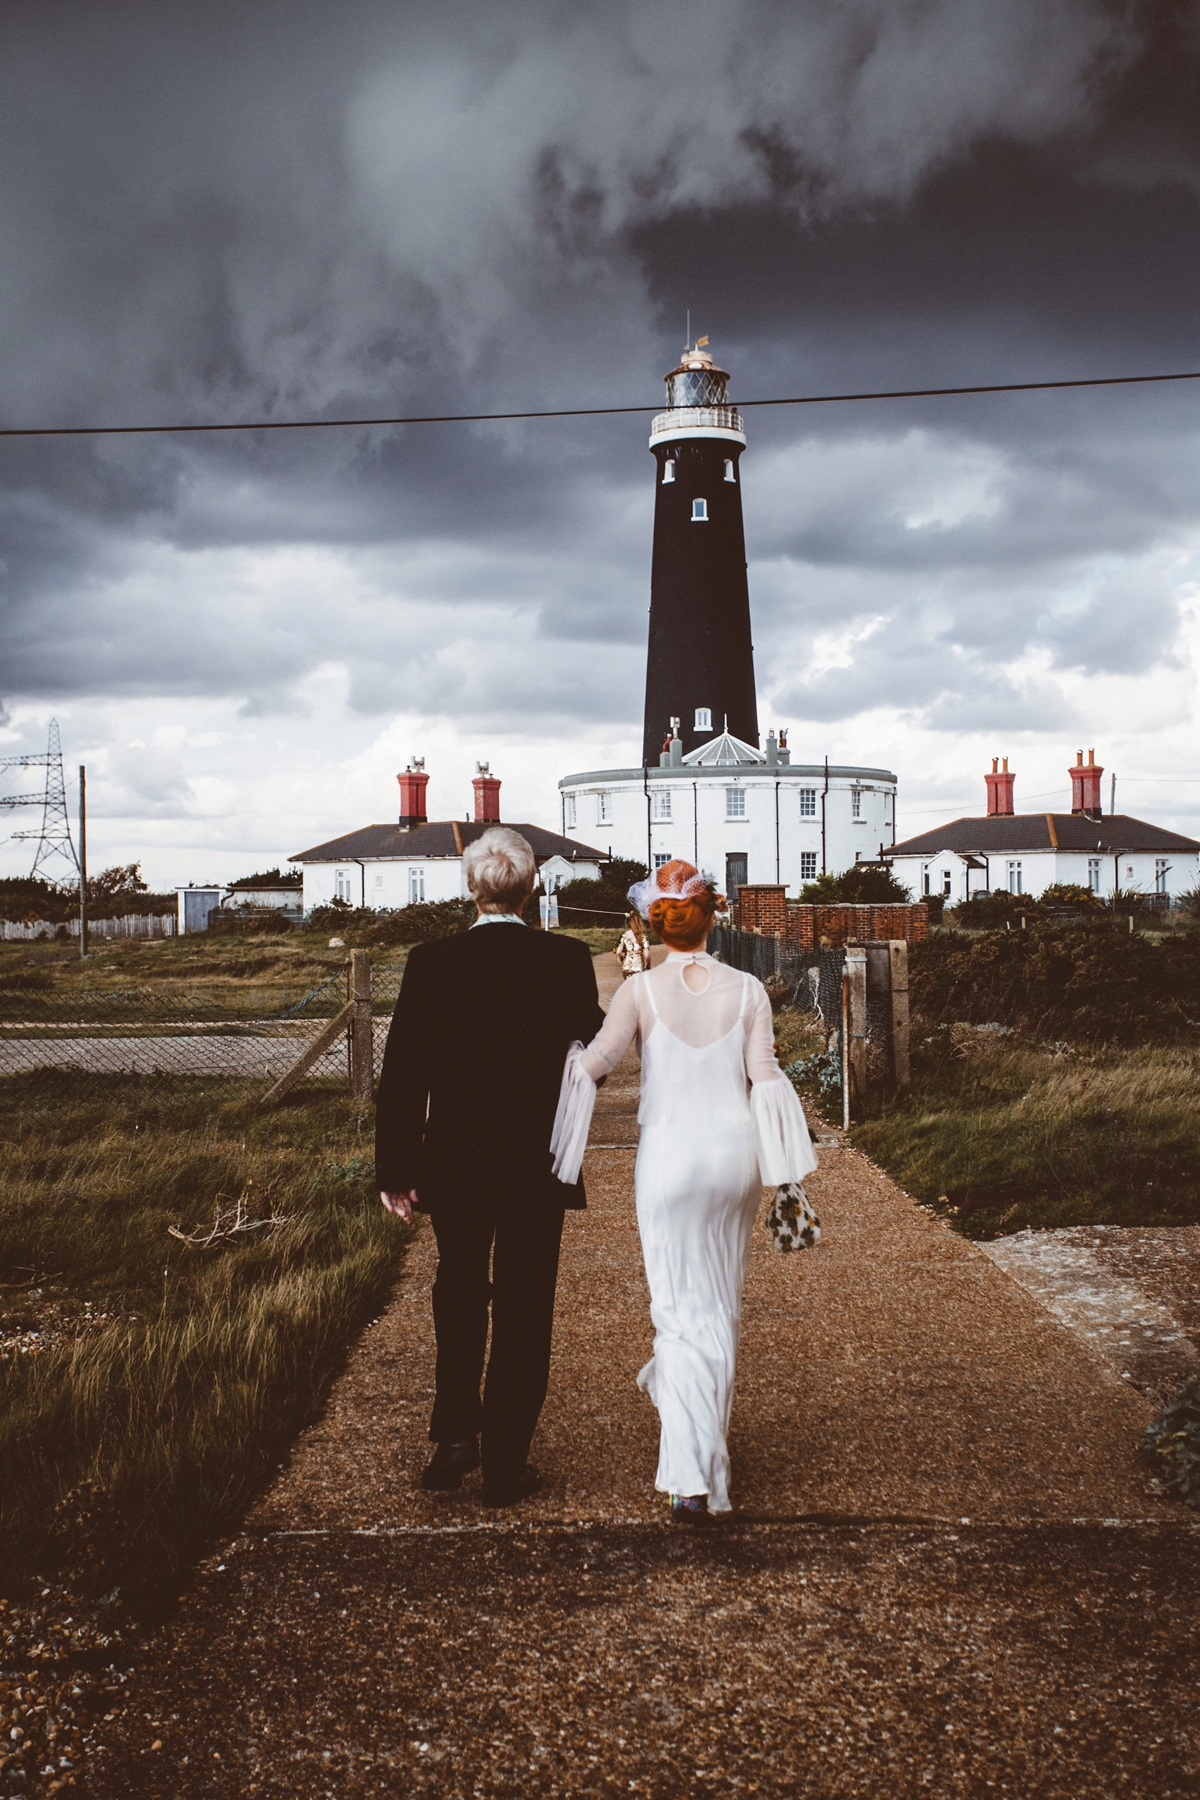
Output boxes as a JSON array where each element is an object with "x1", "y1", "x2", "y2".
[{"x1": 669, "y1": 1493, "x2": 711, "y2": 1527}]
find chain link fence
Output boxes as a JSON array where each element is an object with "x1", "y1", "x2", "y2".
[{"x1": 0, "y1": 961, "x2": 405, "y2": 1091}]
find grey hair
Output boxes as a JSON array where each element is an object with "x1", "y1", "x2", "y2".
[{"x1": 463, "y1": 826, "x2": 537, "y2": 910}]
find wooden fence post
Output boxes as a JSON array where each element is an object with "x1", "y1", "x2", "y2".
[
  {"x1": 888, "y1": 939, "x2": 910, "y2": 1089},
  {"x1": 844, "y1": 943, "x2": 868, "y2": 1122},
  {"x1": 349, "y1": 949, "x2": 374, "y2": 1105}
]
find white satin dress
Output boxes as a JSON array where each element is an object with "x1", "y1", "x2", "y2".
[{"x1": 551, "y1": 951, "x2": 818, "y2": 1511}]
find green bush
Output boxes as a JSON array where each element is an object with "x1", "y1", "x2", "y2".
[
  {"x1": 796, "y1": 864, "x2": 911, "y2": 904},
  {"x1": 909, "y1": 919, "x2": 1200, "y2": 1046},
  {"x1": 1143, "y1": 1375, "x2": 1200, "y2": 1508},
  {"x1": 308, "y1": 898, "x2": 477, "y2": 943},
  {"x1": 554, "y1": 858, "x2": 648, "y2": 929}
]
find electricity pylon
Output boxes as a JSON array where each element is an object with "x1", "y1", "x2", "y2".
[{"x1": 0, "y1": 718, "x2": 80, "y2": 881}]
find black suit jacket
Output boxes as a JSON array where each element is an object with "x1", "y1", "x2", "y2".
[{"x1": 374, "y1": 924, "x2": 606, "y2": 1209}]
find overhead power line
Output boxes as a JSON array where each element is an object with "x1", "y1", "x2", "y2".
[{"x1": 2, "y1": 367, "x2": 1200, "y2": 439}]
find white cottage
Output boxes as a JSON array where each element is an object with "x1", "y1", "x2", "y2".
[
  {"x1": 887, "y1": 753, "x2": 1200, "y2": 904},
  {"x1": 290, "y1": 761, "x2": 607, "y2": 913},
  {"x1": 558, "y1": 726, "x2": 897, "y2": 899}
]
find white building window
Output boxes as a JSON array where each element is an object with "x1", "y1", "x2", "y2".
[
  {"x1": 800, "y1": 851, "x2": 817, "y2": 882},
  {"x1": 652, "y1": 790, "x2": 672, "y2": 821},
  {"x1": 597, "y1": 791, "x2": 612, "y2": 824},
  {"x1": 1088, "y1": 858, "x2": 1102, "y2": 893},
  {"x1": 799, "y1": 788, "x2": 816, "y2": 818},
  {"x1": 694, "y1": 707, "x2": 712, "y2": 732},
  {"x1": 942, "y1": 869, "x2": 952, "y2": 897},
  {"x1": 921, "y1": 863, "x2": 931, "y2": 896},
  {"x1": 409, "y1": 867, "x2": 425, "y2": 904},
  {"x1": 726, "y1": 788, "x2": 746, "y2": 818},
  {"x1": 373, "y1": 871, "x2": 385, "y2": 889},
  {"x1": 851, "y1": 788, "x2": 862, "y2": 819},
  {"x1": 662, "y1": 461, "x2": 675, "y2": 484},
  {"x1": 723, "y1": 459, "x2": 735, "y2": 482},
  {"x1": 335, "y1": 868, "x2": 353, "y2": 902},
  {"x1": 1007, "y1": 860, "x2": 1023, "y2": 895},
  {"x1": 692, "y1": 498, "x2": 708, "y2": 522},
  {"x1": 1156, "y1": 858, "x2": 1169, "y2": 893},
  {"x1": 565, "y1": 795, "x2": 577, "y2": 830},
  {"x1": 654, "y1": 851, "x2": 671, "y2": 870}
]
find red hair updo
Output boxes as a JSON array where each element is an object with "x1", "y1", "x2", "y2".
[{"x1": 646, "y1": 859, "x2": 722, "y2": 950}]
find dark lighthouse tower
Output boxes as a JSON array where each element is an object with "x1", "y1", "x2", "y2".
[{"x1": 642, "y1": 342, "x2": 758, "y2": 764}]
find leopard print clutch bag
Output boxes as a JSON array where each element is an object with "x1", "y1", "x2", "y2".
[{"x1": 766, "y1": 1181, "x2": 821, "y2": 1252}]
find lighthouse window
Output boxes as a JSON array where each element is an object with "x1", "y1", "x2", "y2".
[
  {"x1": 726, "y1": 788, "x2": 746, "y2": 818},
  {"x1": 724, "y1": 459, "x2": 735, "y2": 483},
  {"x1": 661, "y1": 461, "x2": 675, "y2": 484},
  {"x1": 652, "y1": 790, "x2": 672, "y2": 821},
  {"x1": 691, "y1": 498, "x2": 708, "y2": 522},
  {"x1": 800, "y1": 852, "x2": 817, "y2": 882},
  {"x1": 694, "y1": 707, "x2": 712, "y2": 732},
  {"x1": 799, "y1": 788, "x2": 816, "y2": 817}
]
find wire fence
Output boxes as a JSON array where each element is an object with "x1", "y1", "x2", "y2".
[{"x1": 0, "y1": 962, "x2": 405, "y2": 1090}]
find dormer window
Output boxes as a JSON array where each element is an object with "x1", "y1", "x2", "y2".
[
  {"x1": 662, "y1": 461, "x2": 675, "y2": 484},
  {"x1": 724, "y1": 459, "x2": 735, "y2": 483},
  {"x1": 694, "y1": 707, "x2": 712, "y2": 732},
  {"x1": 691, "y1": 498, "x2": 708, "y2": 522}
]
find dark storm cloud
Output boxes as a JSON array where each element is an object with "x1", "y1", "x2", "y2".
[{"x1": 1, "y1": 0, "x2": 1199, "y2": 734}]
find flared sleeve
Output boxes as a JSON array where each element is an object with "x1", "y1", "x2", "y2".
[
  {"x1": 550, "y1": 981, "x2": 642, "y2": 1185},
  {"x1": 550, "y1": 1043, "x2": 597, "y2": 1186},
  {"x1": 750, "y1": 1075, "x2": 819, "y2": 1186}
]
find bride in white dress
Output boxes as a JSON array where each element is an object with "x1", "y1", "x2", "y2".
[{"x1": 551, "y1": 860, "x2": 817, "y2": 1524}]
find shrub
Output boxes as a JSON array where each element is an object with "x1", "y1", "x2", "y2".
[
  {"x1": 910, "y1": 919, "x2": 1200, "y2": 1045},
  {"x1": 554, "y1": 858, "x2": 648, "y2": 929},
  {"x1": 1143, "y1": 1375, "x2": 1200, "y2": 1508},
  {"x1": 308, "y1": 898, "x2": 476, "y2": 944},
  {"x1": 796, "y1": 864, "x2": 911, "y2": 904},
  {"x1": 207, "y1": 907, "x2": 293, "y2": 935}
]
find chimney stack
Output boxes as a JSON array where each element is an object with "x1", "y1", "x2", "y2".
[
  {"x1": 984, "y1": 756, "x2": 1015, "y2": 816},
  {"x1": 472, "y1": 761, "x2": 501, "y2": 823},
  {"x1": 397, "y1": 758, "x2": 429, "y2": 829},
  {"x1": 1069, "y1": 748, "x2": 1103, "y2": 817}
]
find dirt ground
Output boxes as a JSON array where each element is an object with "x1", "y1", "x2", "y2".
[{"x1": 78, "y1": 953, "x2": 1199, "y2": 1798}]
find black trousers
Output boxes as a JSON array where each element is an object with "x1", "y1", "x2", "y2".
[{"x1": 428, "y1": 1193, "x2": 565, "y2": 1484}]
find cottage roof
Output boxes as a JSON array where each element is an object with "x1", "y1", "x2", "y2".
[
  {"x1": 289, "y1": 820, "x2": 609, "y2": 865},
  {"x1": 889, "y1": 813, "x2": 1200, "y2": 858}
]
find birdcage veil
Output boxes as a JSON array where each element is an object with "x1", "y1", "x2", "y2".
[{"x1": 627, "y1": 863, "x2": 710, "y2": 920}]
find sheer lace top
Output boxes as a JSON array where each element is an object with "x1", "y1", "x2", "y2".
[{"x1": 578, "y1": 952, "x2": 782, "y2": 1086}]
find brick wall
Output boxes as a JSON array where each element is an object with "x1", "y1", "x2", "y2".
[
  {"x1": 730, "y1": 885, "x2": 789, "y2": 936},
  {"x1": 783, "y1": 902, "x2": 930, "y2": 949}
]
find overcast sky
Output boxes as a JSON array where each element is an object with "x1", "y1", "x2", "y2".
[{"x1": 3, "y1": 0, "x2": 1200, "y2": 887}]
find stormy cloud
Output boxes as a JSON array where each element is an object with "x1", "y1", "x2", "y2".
[{"x1": 2, "y1": 0, "x2": 1200, "y2": 877}]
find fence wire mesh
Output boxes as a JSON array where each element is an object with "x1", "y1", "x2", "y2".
[{"x1": 0, "y1": 962, "x2": 405, "y2": 1089}]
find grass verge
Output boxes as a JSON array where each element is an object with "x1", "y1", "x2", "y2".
[
  {"x1": 850, "y1": 1036, "x2": 1200, "y2": 1238},
  {"x1": 0, "y1": 1073, "x2": 408, "y2": 1608}
]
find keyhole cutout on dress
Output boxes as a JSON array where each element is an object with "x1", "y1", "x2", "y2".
[{"x1": 681, "y1": 960, "x2": 711, "y2": 994}]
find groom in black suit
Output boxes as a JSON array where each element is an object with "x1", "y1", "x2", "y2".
[{"x1": 376, "y1": 826, "x2": 605, "y2": 1507}]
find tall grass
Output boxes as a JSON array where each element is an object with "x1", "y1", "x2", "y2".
[
  {"x1": 854, "y1": 1040, "x2": 1200, "y2": 1238},
  {"x1": 0, "y1": 1074, "x2": 407, "y2": 1600}
]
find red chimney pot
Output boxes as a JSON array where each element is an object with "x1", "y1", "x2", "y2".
[
  {"x1": 1069, "y1": 748, "x2": 1103, "y2": 816},
  {"x1": 472, "y1": 762, "x2": 501, "y2": 823},
  {"x1": 397, "y1": 760, "x2": 429, "y2": 829},
  {"x1": 984, "y1": 756, "x2": 1015, "y2": 816}
]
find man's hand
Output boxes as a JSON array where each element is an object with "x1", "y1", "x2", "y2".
[{"x1": 380, "y1": 1190, "x2": 417, "y2": 1223}]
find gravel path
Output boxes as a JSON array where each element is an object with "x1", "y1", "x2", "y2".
[{"x1": 84, "y1": 953, "x2": 1198, "y2": 1798}]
